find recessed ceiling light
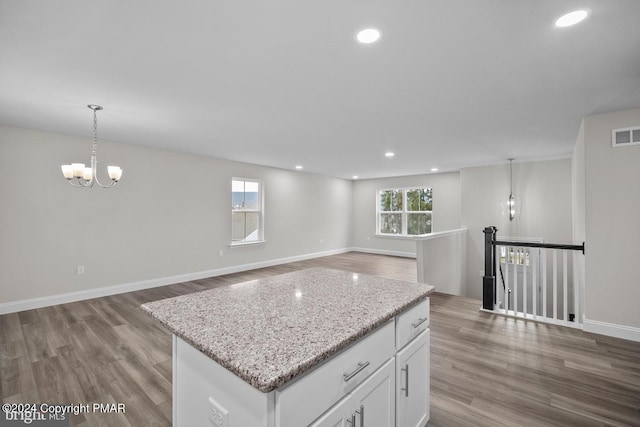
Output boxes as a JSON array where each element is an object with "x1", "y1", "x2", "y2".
[
  {"x1": 357, "y1": 28, "x2": 381, "y2": 44},
  {"x1": 431, "y1": 168, "x2": 439, "y2": 172},
  {"x1": 555, "y1": 10, "x2": 589, "y2": 27},
  {"x1": 385, "y1": 152, "x2": 394, "y2": 158},
  {"x1": 295, "y1": 165, "x2": 303, "y2": 170},
  {"x1": 352, "y1": 175, "x2": 359, "y2": 180}
]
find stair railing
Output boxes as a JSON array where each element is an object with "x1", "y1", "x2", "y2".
[{"x1": 482, "y1": 226, "x2": 585, "y2": 327}]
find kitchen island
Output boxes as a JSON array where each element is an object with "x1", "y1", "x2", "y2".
[{"x1": 142, "y1": 267, "x2": 434, "y2": 427}]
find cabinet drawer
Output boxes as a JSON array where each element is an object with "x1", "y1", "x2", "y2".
[
  {"x1": 276, "y1": 320, "x2": 395, "y2": 427},
  {"x1": 396, "y1": 298, "x2": 429, "y2": 350}
]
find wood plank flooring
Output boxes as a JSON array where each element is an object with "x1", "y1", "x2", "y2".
[{"x1": 1, "y1": 252, "x2": 638, "y2": 426}]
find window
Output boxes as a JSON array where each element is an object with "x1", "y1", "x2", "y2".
[
  {"x1": 377, "y1": 187, "x2": 432, "y2": 236},
  {"x1": 232, "y1": 178, "x2": 263, "y2": 244}
]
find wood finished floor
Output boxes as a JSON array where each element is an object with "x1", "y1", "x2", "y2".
[{"x1": 1, "y1": 252, "x2": 638, "y2": 426}]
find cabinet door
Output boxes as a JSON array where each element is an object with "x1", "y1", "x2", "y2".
[
  {"x1": 396, "y1": 330, "x2": 429, "y2": 427},
  {"x1": 350, "y1": 359, "x2": 395, "y2": 427},
  {"x1": 309, "y1": 395, "x2": 352, "y2": 427}
]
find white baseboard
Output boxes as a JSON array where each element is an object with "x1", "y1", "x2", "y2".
[
  {"x1": 350, "y1": 247, "x2": 416, "y2": 258},
  {"x1": 583, "y1": 318, "x2": 640, "y2": 342},
  {"x1": 0, "y1": 247, "x2": 351, "y2": 315}
]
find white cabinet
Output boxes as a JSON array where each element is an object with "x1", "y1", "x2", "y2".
[
  {"x1": 172, "y1": 299, "x2": 430, "y2": 427},
  {"x1": 310, "y1": 298, "x2": 431, "y2": 427},
  {"x1": 311, "y1": 359, "x2": 395, "y2": 427},
  {"x1": 310, "y1": 395, "x2": 352, "y2": 427},
  {"x1": 277, "y1": 321, "x2": 395, "y2": 426},
  {"x1": 395, "y1": 298, "x2": 429, "y2": 350},
  {"x1": 350, "y1": 359, "x2": 395, "y2": 427},
  {"x1": 396, "y1": 330, "x2": 429, "y2": 427}
]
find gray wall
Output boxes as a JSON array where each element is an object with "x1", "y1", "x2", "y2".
[
  {"x1": 0, "y1": 125, "x2": 352, "y2": 304},
  {"x1": 416, "y1": 230, "x2": 466, "y2": 296},
  {"x1": 351, "y1": 172, "x2": 461, "y2": 256},
  {"x1": 0, "y1": 123, "x2": 578, "y2": 307},
  {"x1": 7, "y1": 114, "x2": 637, "y2": 336},
  {"x1": 572, "y1": 120, "x2": 586, "y2": 321},
  {"x1": 460, "y1": 159, "x2": 574, "y2": 300},
  {"x1": 349, "y1": 160, "x2": 574, "y2": 300},
  {"x1": 582, "y1": 108, "x2": 640, "y2": 329}
]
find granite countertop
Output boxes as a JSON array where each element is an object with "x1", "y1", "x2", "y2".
[{"x1": 141, "y1": 267, "x2": 434, "y2": 393}]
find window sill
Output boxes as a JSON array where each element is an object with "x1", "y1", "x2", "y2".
[
  {"x1": 229, "y1": 240, "x2": 267, "y2": 247},
  {"x1": 374, "y1": 234, "x2": 430, "y2": 240}
]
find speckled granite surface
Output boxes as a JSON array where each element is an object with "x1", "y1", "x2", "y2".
[{"x1": 141, "y1": 267, "x2": 434, "y2": 393}]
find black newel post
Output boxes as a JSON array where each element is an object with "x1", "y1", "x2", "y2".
[{"x1": 482, "y1": 226, "x2": 498, "y2": 310}]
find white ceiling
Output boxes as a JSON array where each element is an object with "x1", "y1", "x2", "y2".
[{"x1": 1, "y1": 1, "x2": 639, "y2": 179}]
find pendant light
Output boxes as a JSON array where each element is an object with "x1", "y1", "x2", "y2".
[{"x1": 507, "y1": 158, "x2": 516, "y2": 221}]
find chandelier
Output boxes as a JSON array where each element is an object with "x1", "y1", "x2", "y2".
[{"x1": 61, "y1": 105, "x2": 122, "y2": 187}]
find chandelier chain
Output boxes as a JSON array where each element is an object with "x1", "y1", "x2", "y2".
[
  {"x1": 92, "y1": 108, "x2": 98, "y2": 156},
  {"x1": 508, "y1": 158, "x2": 514, "y2": 196}
]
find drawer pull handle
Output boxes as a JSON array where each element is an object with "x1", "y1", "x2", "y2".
[
  {"x1": 346, "y1": 414, "x2": 356, "y2": 425},
  {"x1": 401, "y1": 364, "x2": 409, "y2": 397},
  {"x1": 355, "y1": 405, "x2": 364, "y2": 427},
  {"x1": 411, "y1": 317, "x2": 428, "y2": 328},
  {"x1": 343, "y1": 361, "x2": 370, "y2": 382}
]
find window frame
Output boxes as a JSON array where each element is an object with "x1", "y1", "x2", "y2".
[
  {"x1": 231, "y1": 177, "x2": 265, "y2": 246},
  {"x1": 376, "y1": 186, "x2": 433, "y2": 237}
]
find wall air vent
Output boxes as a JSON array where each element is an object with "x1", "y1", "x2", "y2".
[{"x1": 612, "y1": 126, "x2": 640, "y2": 147}]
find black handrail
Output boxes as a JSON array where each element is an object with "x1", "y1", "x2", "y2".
[
  {"x1": 493, "y1": 240, "x2": 585, "y2": 254},
  {"x1": 482, "y1": 226, "x2": 585, "y2": 311}
]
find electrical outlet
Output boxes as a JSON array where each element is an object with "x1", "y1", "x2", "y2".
[
  {"x1": 319, "y1": 238, "x2": 325, "y2": 244},
  {"x1": 77, "y1": 266, "x2": 85, "y2": 275},
  {"x1": 219, "y1": 250, "x2": 224, "y2": 257},
  {"x1": 208, "y1": 397, "x2": 228, "y2": 427}
]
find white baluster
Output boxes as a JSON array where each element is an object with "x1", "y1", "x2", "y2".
[
  {"x1": 513, "y1": 248, "x2": 518, "y2": 317},
  {"x1": 505, "y1": 249, "x2": 510, "y2": 312},
  {"x1": 563, "y1": 251, "x2": 568, "y2": 324},
  {"x1": 573, "y1": 251, "x2": 579, "y2": 325},
  {"x1": 532, "y1": 249, "x2": 537, "y2": 320},
  {"x1": 542, "y1": 250, "x2": 547, "y2": 319},
  {"x1": 553, "y1": 249, "x2": 558, "y2": 321},
  {"x1": 523, "y1": 250, "x2": 528, "y2": 319},
  {"x1": 496, "y1": 246, "x2": 501, "y2": 311}
]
